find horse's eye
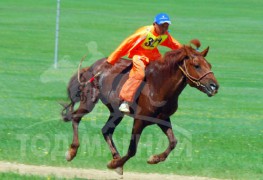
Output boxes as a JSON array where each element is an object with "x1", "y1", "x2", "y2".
[{"x1": 194, "y1": 64, "x2": 200, "y2": 69}]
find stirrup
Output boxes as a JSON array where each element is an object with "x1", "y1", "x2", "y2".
[{"x1": 119, "y1": 101, "x2": 130, "y2": 113}]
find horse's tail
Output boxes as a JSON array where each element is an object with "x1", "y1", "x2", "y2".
[
  {"x1": 61, "y1": 72, "x2": 79, "y2": 122},
  {"x1": 60, "y1": 101, "x2": 74, "y2": 122},
  {"x1": 60, "y1": 68, "x2": 89, "y2": 122}
]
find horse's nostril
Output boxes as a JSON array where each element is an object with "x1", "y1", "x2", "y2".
[{"x1": 210, "y1": 83, "x2": 217, "y2": 91}]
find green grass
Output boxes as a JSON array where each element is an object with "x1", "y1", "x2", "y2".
[{"x1": 0, "y1": 0, "x2": 263, "y2": 179}]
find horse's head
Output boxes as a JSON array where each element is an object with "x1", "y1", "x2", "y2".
[{"x1": 179, "y1": 45, "x2": 219, "y2": 97}]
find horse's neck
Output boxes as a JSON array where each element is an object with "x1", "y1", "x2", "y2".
[
  {"x1": 147, "y1": 65, "x2": 187, "y2": 99},
  {"x1": 161, "y1": 69, "x2": 186, "y2": 98}
]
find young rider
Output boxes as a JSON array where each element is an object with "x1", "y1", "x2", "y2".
[{"x1": 107, "y1": 13, "x2": 182, "y2": 113}]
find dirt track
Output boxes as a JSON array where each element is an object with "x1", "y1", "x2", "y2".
[{"x1": 0, "y1": 161, "x2": 221, "y2": 180}]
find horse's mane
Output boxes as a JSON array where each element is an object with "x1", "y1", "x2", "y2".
[
  {"x1": 146, "y1": 46, "x2": 190, "y2": 75},
  {"x1": 162, "y1": 47, "x2": 186, "y2": 65}
]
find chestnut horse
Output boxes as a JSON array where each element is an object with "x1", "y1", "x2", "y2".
[{"x1": 61, "y1": 42, "x2": 219, "y2": 174}]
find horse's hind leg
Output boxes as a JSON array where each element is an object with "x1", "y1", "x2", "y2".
[
  {"x1": 66, "y1": 86, "x2": 97, "y2": 161},
  {"x1": 147, "y1": 118, "x2": 177, "y2": 164},
  {"x1": 65, "y1": 107, "x2": 88, "y2": 161}
]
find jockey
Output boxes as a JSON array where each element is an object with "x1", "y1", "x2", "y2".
[{"x1": 107, "y1": 13, "x2": 182, "y2": 113}]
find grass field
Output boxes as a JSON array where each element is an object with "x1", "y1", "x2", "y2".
[{"x1": 0, "y1": 0, "x2": 263, "y2": 179}]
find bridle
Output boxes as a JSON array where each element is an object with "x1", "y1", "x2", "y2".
[{"x1": 178, "y1": 55, "x2": 213, "y2": 87}]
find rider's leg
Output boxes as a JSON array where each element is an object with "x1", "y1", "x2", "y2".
[{"x1": 119, "y1": 55, "x2": 149, "y2": 113}]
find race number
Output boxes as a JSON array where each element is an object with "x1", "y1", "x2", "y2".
[{"x1": 142, "y1": 32, "x2": 167, "y2": 49}]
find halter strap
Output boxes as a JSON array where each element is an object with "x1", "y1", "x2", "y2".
[{"x1": 178, "y1": 57, "x2": 213, "y2": 87}]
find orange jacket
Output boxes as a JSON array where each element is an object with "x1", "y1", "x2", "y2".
[{"x1": 107, "y1": 25, "x2": 182, "y2": 64}]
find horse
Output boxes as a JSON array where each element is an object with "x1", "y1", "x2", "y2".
[{"x1": 61, "y1": 41, "x2": 219, "y2": 174}]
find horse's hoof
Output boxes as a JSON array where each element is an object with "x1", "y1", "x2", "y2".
[
  {"x1": 114, "y1": 167, "x2": 123, "y2": 175},
  {"x1": 107, "y1": 158, "x2": 122, "y2": 170},
  {"x1": 65, "y1": 150, "x2": 76, "y2": 161},
  {"x1": 107, "y1": 159, "x2": 116, "y2": 169},
  {"x1": 107, "y1": 160, "x2": 123, "y2": 175},
  {"x1": 147, "y1": 155, "x2": 160, "y2": 164},
  {"x1": 65, "y1": 151, "x2": 72, "y2": 161}
]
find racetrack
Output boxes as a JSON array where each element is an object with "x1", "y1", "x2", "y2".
[{"x1": 0, "y1": 161, "x2": 221, "y2": 180}]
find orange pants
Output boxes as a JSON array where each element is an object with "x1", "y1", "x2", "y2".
[{"x1": 119, "y1": 55, "x2": 149, "y2": 102}]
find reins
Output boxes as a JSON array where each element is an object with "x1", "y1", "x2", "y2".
[{"x1": 77, "y1": 54, "x2": 101, "y2": 86}]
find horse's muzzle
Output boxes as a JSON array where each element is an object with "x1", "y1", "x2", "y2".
[{"x1": 203, "y1": 81, "x2": 219, "y2": 97}]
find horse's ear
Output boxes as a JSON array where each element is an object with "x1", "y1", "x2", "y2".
[{"x1": 201, "y1": 46, "x2": 209, "y2": 57}]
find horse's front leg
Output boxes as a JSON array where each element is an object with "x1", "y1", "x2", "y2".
[
  {"x1": 147, "y1": 118, "x2": 177, "y2": 164},
  {"x1": 107, "y1": 119, "x2": 146, "y2": 173},
  {"x1": 102, "y1": 112, "x2": 124, "y2": 160}
]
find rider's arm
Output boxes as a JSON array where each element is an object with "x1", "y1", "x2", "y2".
[
  {"x1": 107, "y1": 30, "x2": 144, "y2": 65},
  {"x1": 161, "y1": 33, "x2": 182, "y2": 50}
]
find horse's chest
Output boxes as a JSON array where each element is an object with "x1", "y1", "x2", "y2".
[
  {"x1": 161, "y1": 101, "x2": 178, "y2": 115},
  {"x1": 147, "y1": 95, "x2": 178, "y2": 116}
]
